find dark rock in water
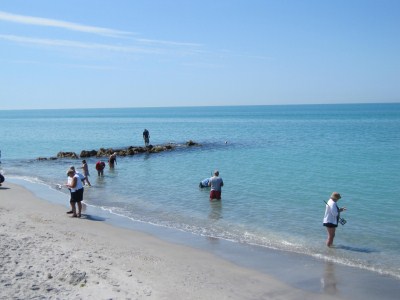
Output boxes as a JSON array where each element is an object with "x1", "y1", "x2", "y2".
[
  {"x1": 186, "y1": 140, "x2": 200, "y2": 146},
  {"x1": 37, "y1": 156, "x2": 57, "y2": 160},
  {"x1": 56, "y1": 152, "x2": 79, "y2": 159},
  {"x1": 80, "y1": 150, "x2": 97, "y2": 158}
]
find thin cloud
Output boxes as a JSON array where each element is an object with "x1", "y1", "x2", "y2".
[
  {"x1": 0, "y1": 34, "x2": 161, "y2": 54},
  {"x1": 137, "y1": 38, "x2": 203, "y2": 48},
  {"x1": 0, "y1": 11, "x2": 133, "y2": 38}
]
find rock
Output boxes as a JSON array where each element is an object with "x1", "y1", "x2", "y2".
[
  {"x1": 38, "y1": 141, "x2": 199, "y2": 161},
  {"x1": 56, "y1": 152, "x2": 79, "y2": 159},
  {"x1": 186, "y1": 140, "x2": 199, "y2": 146},
  {"x1": 80, "y1": 150, "x2": 97, "y2": 157}
]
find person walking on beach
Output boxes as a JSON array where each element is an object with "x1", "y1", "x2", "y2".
[
  {"x1": 80, "y1": 159, "x2": 91, "y2": 186},
  {"x1": 143, "y1": 129, "x2": 150, "y2": 147},
  {"x1": 66, "y1": 168, "x2": 84, "y2": 218},
  {"x1": 323, "y1": 192, "x2": 347, "y2": 247},
  {"x1": 208, "y1": 170, "x2": 224, "y2": 201},
  {"x1": 108, "y1": 152, "x2": 117, "y2": 168},
  {"x1": 96, "y1": 161, "x2": 106, "y2": 176}
]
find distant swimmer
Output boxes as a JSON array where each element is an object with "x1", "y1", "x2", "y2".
[
  {"x1": 208, "y1": 170, "x2": 224, "y2": 201},
  {"x1": 323, "y1": 192, "x2": 347, "y2": 247}
]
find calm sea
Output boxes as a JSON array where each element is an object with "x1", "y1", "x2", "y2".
[{"x1": 1, "y1": 104, "x2": 400, "y2": 280}]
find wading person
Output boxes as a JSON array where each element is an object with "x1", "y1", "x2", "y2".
[
  {"x1": 208, "y1": 170, "x2": 224, "y2": 201},
  {"x1": 80, "y1": 159, "x2": 91, "y2": 186},
  {"x1": 323, "y1": 192, "x2": 347, "y2": 247},
  {"x1": 108, "y1": 152, "x2": 117, "y2": 168},
  {"x1": 96, "y1": 161, "x2": 105, "y2": 176}
]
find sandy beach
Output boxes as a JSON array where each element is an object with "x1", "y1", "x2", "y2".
[{"x1": 0, "y1": 182, "x2": 344, "y2": 300}]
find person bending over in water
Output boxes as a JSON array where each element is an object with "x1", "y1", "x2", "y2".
[
  {"x1": 96, "y1": 161, "x2": 106, "y2": 176},
  {"x1": 108, "y1": 152, "x2": 117, "y2": 168},
  {"x1": 199, "y1": 177, "x2": 210, "y2": 188},
  {"x1": 323, "y1": 192, "x2": 347, "y2": 247}
]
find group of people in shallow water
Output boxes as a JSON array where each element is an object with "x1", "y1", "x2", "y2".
[
  {"x1": 66, "y1": 155, "x2": 115, "y2": 214},
  {"x1": 60, "y1": 128, "x2": 347, "y2": 247},
  {"x1": 64, "y1": 129, "x2": 151, "y2": 218},
  {"x1": 65, "y1": 153, "x2": 118, "y2": 218}
]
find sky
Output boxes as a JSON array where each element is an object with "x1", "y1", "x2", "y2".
[{"x1": 0, "y1": 0, "x2": 399, "y2": 109}]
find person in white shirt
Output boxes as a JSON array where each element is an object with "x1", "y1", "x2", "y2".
[
  {"x1": 66, "y1": 168, "x2": 84, "y2": 218},
  {"x1": 323, "y1": 192, "x2": 347, "y2": 247}
]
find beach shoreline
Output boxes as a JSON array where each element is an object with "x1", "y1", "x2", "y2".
[{"x1": 1, "y1": 181, "x2": 399, "y2": 299}]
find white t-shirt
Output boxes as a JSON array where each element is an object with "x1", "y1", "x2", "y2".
[
  {"x1": 323, "y1": 198, "x2": 339, "y2": 225},
  {"x1": 70, "y1": 174, "x2": 84, "y2": 192}
]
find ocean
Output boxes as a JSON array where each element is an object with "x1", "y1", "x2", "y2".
[{"x1": 1, "y1": 103, "x2": 400, "y2": 284}]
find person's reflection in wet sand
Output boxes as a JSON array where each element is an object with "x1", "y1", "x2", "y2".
[{"x1": 321, "y1": 261, "x2": 338, "y2": 295}]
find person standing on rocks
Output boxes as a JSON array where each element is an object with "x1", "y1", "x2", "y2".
[{"x1": 143, "y1": 129, "x2": 150, "y2": 147}]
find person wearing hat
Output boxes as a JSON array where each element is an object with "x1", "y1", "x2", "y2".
[
  {"x1": 69, "y1": 166, "x2": 85, "y2": 183},
  {"x1": 323, "y1": 192, "x2": 347, "y2": 247},
  {"x1": 66, "y1": 168, "x2": 84, "y2": 218}
]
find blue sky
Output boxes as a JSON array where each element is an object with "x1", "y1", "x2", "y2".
[{"x1": 0, "y1": 0, "x2": 399, "y2": 109}]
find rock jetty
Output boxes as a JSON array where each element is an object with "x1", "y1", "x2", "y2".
[{"x1": 37, "y1": 140, "x2": 200, "y2": 160}]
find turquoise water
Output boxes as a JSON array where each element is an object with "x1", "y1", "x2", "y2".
[{"x1": 1, "y1": 104, "x2": 400, "y2": 280}]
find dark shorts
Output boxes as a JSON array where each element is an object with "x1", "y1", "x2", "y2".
[
  {"x1": 70, "y1": 188, "x2": 84, "y2": 202},
  {"x1": 210, "y1": 190, "x2": 221, "y2": 200},
  {"x1": 323, "y1": 223, "x2": 338, "y2": 228}
]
